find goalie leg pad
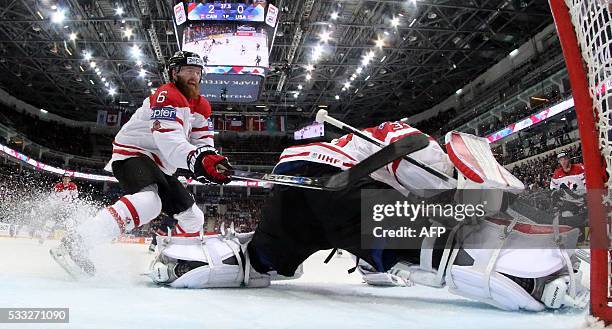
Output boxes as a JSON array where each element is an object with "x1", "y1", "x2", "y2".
[
  {"x1": 149, "y1": 235, "x2": 270, "y2": 288},
  {"x1": 444, "y1": 219, "x2": 583, "y2": 311},
  {"x1": 447, "y1": 266, "x2": 545, "y2": 311}
]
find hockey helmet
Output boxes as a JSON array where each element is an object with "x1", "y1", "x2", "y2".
[{"x1": 167, "y1": 51, "x2": 204, "y2": 77}]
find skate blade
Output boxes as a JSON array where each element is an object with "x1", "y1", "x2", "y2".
[{"x1": 49, "y1": 249, "x2": 92, "y2": 280}]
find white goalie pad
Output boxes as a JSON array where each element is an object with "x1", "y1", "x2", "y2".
[
  {"x1": 445, "y1": 131, "x2": 524, "y2": 191},
  {"x1": 448, "y1": 267, "x2": 545, "y2": 311},
  {"x1": 445, "y1": 219, "x2": 582, "y2": 311},
  {"x1": 149, "y1": 235, "x2": 270, "y2": 289},
  {"x1": 391, "y1": 218, "x2": 585, "y2": 311}
]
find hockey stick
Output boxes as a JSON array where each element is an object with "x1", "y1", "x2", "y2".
[
  {"x1": 315, "y1": 110, "x2": 455, "y2": 183},
  {"x1": 230, "y1": 133, "x2": 431, "y2": 190}
]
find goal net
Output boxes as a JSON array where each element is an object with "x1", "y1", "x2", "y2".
[{"x1": 549, "y1": 0, "x2": 612, "y2": 323}]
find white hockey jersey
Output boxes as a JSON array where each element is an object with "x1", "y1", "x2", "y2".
[
  {"x1": 105, "y1": 83, "x2": 215, "y2": 176},
  {"x1": 275, "y1": 121, "x2": 455, "y2": 195}
]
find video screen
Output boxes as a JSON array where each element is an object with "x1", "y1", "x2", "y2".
[
  {"x1": 294, "y1": 122, "x2": 325, "y2": 140},
  {"x1": 187, "y1": 1, "x2": 267, "y2": 22},
  {"x1": 182, "y1": 22, "x2": 269, "y2": 68}
]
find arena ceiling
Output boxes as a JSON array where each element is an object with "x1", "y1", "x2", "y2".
[{"x1": 0, "y1": 0, "x2": 553, "y2": 125}]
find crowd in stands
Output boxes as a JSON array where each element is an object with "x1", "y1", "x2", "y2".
[
  {"x1": 217, "y1": 134, "x2": 292, "y2": 167},
  {"x1": 208, "y1": 198, "x2": 264, "y2": 233},
  {"x1": 502, "y1": 127, "x2": 575, "y2": 164},
  {"x1": 415, "y1": 89, "x2": 570, "y2": 139},
  {"x1": 478, "y1": 89, "x2": 565, "y2": 136},
  {"x1": 413, "y1": 108, "x2": 457, "y2": 138},
  {"x1": 510, "y1": 144, "x2": 582, "y2": 190},
  {"x1": 0, "y1": 105, "x2": 93, "y2": 157}
]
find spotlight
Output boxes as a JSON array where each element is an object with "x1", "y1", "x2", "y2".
[
  {"x1": 130, "y1": 45, "x2": 141, "y2": 58},
  {"x1": 123, "y1": 28, "x2": 133, "y2": 38},
  {"x1": 391, "y1": 17, "x2": 400, "y2": 27},
  {"x1": 319, "y1": 31, "x2": 332, "y2": 43},
  {"x1": 51, "y1": 9, "x2": 65, "y2": 24}
]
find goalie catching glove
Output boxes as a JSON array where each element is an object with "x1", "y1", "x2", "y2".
[{"x1": 187, "y1": 146, "x2": 233, "y2": 185}]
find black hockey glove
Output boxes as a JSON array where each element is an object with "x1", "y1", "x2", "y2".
[{"x1": 187, "y1": 146, "x2": 233, "y2": 185}]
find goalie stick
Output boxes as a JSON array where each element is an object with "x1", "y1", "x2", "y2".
[
  {"x1": 230, "y1": 132, "x2": 431, "y2": 190},
  {"x1": 315, "y1": 110, "x2": 456, "y2": 184}
]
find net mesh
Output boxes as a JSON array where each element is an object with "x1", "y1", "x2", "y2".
[{"x1": 563, "y1": 0, "x2": 612, "y2": 309}]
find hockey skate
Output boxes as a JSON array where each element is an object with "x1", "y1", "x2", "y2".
[{"x1": 50, "y1": 234, "x2": 95, "y2": 279}]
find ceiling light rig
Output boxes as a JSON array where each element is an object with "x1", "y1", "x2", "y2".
[
  {"x1": 391, "y1": 17, "x2": 401, "y2": 28},
  {"x1": 338, "y1": 10, "x2": 404, "y2": 96},
  {"x1": 51, "y1": 9, "x2": 65, "y2": 24},
  {"x1": 123, "y1": 27, "x2": 133, "y2": 38},
  {"x1": 130, "y1": 45, "x2": 142, "y2": 58},
  {"x1": 319, "y1": 30, "x2": 332, "y2": 43},
  {"x1": 311, "y1": 44, "x2": 324, "y2": 61}
]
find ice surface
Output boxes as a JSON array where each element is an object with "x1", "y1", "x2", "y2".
[
  {"x1": 183, "y1": 35, "x2": 269, "y2": 68},
  {"x1": 0, "y1": 237, "x2": 589, "y2": 329}
]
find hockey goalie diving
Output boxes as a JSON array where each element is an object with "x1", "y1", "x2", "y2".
[
  {"x1": 3, "y1": 0, "x2": 612, "y2": 326},
  {"x1": 0, "y1": 50, "x2": 595, "y2": 329}
]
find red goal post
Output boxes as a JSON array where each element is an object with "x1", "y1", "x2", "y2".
[{"x1": 549, "y1": 0, "x2": 612, "y2": 323}]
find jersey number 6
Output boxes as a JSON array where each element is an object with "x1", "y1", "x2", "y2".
[{"x1": 156, "y1": 90, "x2": 168, "y2": 103}]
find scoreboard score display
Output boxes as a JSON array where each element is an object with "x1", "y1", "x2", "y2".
[
  {"x1": 187, "y1": 2, "x2": 265, "y2": 22},
  {"x1": 173, "y1": 0, "x2": 277, "y2": 104}
]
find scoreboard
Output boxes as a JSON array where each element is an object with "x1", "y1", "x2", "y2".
[
  {"x1": 172, "y1": 0, "x2": 279, "y2": 103},
  {"x1": 187, "y1": 2, "x2": 265, "y2": 22}
]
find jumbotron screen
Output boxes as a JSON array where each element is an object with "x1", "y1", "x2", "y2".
[
  {"x1": 294, "y1": 122, "x2": 325, "y2": 140},
  {"x1": 182, "y1": 22, "x2": 269, "y2": 68},
  {"x1": 187, "y1": 1, "x2": 267, "y2": 22}
]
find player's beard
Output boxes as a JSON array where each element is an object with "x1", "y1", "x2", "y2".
[{"x1": 175, "y1": 75, "x2": 200, "y2": 99}]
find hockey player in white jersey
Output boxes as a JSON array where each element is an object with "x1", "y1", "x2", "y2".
[
  {"x1": 50, "y1": 51, "x2": 233, "y2": 275},
  {"x1": 147, "y1": 121, "x2": 587, "y2": 312}
]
